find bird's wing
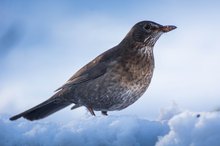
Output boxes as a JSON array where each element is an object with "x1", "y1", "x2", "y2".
[
  {"x1": 55, "y1": 56, "x2": 107, "y2": 92},
  {"x1": 55, "y1": 45, "x2": 121, "y2": 92}
]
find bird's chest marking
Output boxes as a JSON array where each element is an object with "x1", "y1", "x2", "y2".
[{"x1": 138, "y1": 46, "x2": 152, "y2": 55}]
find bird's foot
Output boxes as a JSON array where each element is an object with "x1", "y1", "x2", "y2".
[
  {"x1": 87, "y1": 107, "x2": 96, "y2": 116},
  {"x1": 101, "y1": 111, "x2": 108, "y2": 116}
]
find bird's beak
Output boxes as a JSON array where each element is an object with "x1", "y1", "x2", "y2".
[{"x1": 160, "y1": 25, "x2": 177, "y2": 33}]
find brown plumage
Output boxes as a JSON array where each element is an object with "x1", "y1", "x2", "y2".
[{"x1": 10, "y1": 21, "x2": 176, "y2": 121}]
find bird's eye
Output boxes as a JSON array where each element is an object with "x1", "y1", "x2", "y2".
[{"x1": 144, "y1": 24, "x2": 151, "y2": 30}]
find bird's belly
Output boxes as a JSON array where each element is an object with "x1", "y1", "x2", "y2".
[
  {"x1": 89, "y1": 78, "x2": 150, "y2": 111},
  {"x1": 106, "y1": 86, "x2": 146, "y2": 111}
]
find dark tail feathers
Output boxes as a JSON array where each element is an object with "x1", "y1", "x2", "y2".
[{"x1": 10, "y1": 99, "x2": 71, "y2": 121}]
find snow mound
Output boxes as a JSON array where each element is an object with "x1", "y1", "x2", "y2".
[
  {"x1": 0, "y1": 115, "x2": 168, "y2": 146},
  {"x1": 1, "y1": 106, "x2": 220, "y2": 146},
  {"x1": 156, "y1": 111, "x2": 220, "y2": 146}
]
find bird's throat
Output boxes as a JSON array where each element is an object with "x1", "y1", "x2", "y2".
[{"x1": 138, "y1": 46, "x2": 153, "y2": 55}]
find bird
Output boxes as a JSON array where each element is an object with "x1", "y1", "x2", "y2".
[{"x1": 10, "y1": 20, "x2": 176, "y2": 121}]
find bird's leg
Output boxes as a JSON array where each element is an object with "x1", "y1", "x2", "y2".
[
  {"x1": 101, "y1": 111, "x2": 108, "y2": 116},
  {"x1": 71, "y1": 104, "x2": 81, "y2": 110},
  {"x1": 87, "y1": 107, "x2": 96, "y2": 116}
]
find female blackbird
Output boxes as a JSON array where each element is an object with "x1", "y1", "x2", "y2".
[{"x1": 10, "y1": 21, "x2": 176, "y2": 121}]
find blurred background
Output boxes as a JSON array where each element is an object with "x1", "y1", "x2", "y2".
[{"x1": 0, "y1": 0, "x2": 220, "y2": 122}]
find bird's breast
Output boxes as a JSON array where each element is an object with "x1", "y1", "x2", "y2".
[
  {"x1": 117, "y1": 46, "x2": 155, "y2": 86},
  {"x1": 106, "y1": 48, "x2": 155, "y2": 110}
]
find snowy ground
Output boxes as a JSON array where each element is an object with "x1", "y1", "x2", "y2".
[{"x1": 1, "y1": 105, "x2": 220, "y2": 146}]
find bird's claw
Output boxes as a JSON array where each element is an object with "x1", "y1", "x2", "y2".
[
  {"x1": 101, "y1": 111, "x2": 108, "y2": 116},
  {"x1": 87, "y1": 107, "x2": 96, "y2": 116}
]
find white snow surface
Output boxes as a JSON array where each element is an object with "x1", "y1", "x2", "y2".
[{"x1": 1, "y1": 105, "x2": 220, "y2": 146}]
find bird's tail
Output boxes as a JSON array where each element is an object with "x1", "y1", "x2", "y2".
[{"x1": 10, "y1": 99, "x2": 71, "y2": 121}]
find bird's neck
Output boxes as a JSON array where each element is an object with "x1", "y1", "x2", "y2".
[
  {"x1": 118, "y1": 34, "x2": 155, "y2": 67},
  {"x1": 118, "y1": 40, "x2": 155, "y2": 66},
  {"x1": 119, "y1": 38, "x2": 154, "y2": 56},
  {"x1": 119, "y1": 33, "x2": 155, "y2": 50}
]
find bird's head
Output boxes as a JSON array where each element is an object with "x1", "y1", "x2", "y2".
[{"x1": 126, "y1": 21, "x2": 176, "y2": 47}]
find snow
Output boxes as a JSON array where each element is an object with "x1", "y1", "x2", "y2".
[
  {"x1": 156, "y1": 111, "x2": 220, "y2": 146},
  {"x1": 1, "y1": 105, "x2": 220, "y2": 146}
]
